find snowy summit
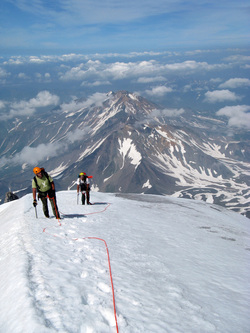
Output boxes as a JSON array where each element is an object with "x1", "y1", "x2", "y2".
[{"x1": 0, "y1": 191, "x2": 249, "y2": 333}]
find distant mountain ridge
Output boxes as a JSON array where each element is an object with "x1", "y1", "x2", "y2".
[{"x1": 0, "y1": 91, "x2": 249, "y2": 217}]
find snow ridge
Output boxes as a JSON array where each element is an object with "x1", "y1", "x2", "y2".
[{"x1": 0, "y1": 191, "x2": 249, "y2": 333}]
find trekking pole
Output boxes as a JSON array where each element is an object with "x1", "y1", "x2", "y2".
[
  {"x1": 77, "y1": 193, "x2": 79, "y2": 205},
  {"x1": 34, "y1": 206, "x2": 38, "y2": 218}
]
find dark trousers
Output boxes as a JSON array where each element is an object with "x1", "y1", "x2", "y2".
[
  {"x1": 39, "y1": 192, "x2": 60, "y2": 218},
  {"x1": 81, "y1": 191, "x2": 90, "y2": 205}
]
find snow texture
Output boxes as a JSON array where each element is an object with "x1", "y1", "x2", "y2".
[{"x1": 0, "y1": 191, "x2": 249, "y2": 333}]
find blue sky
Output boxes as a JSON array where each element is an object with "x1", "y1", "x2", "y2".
[
  {"x1": 0, "y1": 1, "x2": 249, "y2": 132},
  {"x1": 0, "y1": 0, "x2": 249, "y2": 54}
]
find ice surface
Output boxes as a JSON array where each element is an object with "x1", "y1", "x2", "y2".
[{"x1": 0, "y1": 191, "x2": 249, "y2": 333}]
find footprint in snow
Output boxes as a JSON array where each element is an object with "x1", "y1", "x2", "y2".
[
  {"x1": 98, "y1": 282, "x2": 111, "y2": 293},
  {"x1": 80, "y1": 271, "x2": 88, "y2": 279},
  {"x1": 221, "y1": 236, "x2": 236, "y2": 241},
  {"x1": 86, "y1": 254, "x2": 94, "y2": 261},
  {"x1": 68, "y1": 229, "x2": 76, "y2": 234},
  {"x1": 99, "y1": 307, "x2": 116, "y2": 327},
  {"x1": 94, "y1": 266, "x2": 106, "y2": 274}
]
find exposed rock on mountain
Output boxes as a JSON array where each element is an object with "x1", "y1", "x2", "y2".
[
  {"x1": 0, "y1": 91, "x2": 249, "y2": 216},
  {"x1": 4, "y1": 192, "x2": 19, "y2": 203}
]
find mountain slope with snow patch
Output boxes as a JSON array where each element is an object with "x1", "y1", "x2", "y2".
[{"x1": 0, "y1": 91, "x2": 249, "y2": 217}]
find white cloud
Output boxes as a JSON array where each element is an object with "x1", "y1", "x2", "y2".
[
  {"x1": 0, "y1": 91, "x2": 60, "y2": 120},
  {"x1": 204, "y1": 90, "x2": 241, "y2": 103},
  {"x1": 0, "y1": 67, "x2": 10, "y2": 83},
  {"x1": 35, "y1": 73, "x2": 42, "y2": 80},
  {"x1": 136, "y1": 107, "x2": 185, "y2": 127},
  {"x1": 17, "y1": 72, "x2": 30, "y2": 79},
  {"x1": 153, "y1": 108, "x2": 185, "y2": 117},
  {"x1": 183, "y1": 84, "x2": 192, "y2": 92},
  {"x1": 60, "y1": 63, "x2": 86, "y2": 81},
  {"x1": 2, "y1": 54, "x2": 87, "y2": 65},
  {"x1": 219, "y1": 78, "x2": 250, "y2": 89},
  {"x1": 61, "y1": 59, "x2": 104, "y2": 81},
  {"x1": 65, "y1": 127, "x2": 90, "y2": 143},
  {"x1": 145, "y1": 86, "x2": 173, "y2": 97},
  {"x1": 60, "y1": 99, "x2": 84, "y2": 113},
  {"x1": 106, "y1": 60, "x2": 160, "y2": 80},
  {"x1": 0, "y1": 68, "x2": 9, "y2": 77},
  {"x1": 162, "y1": 108, "x2": 185, "y2": 117},
  {"x1": 3, "y1": 57, "x2": 24, "y2": 65},
  {"x1": 60, "y1": 92, "x2": 108, "y2": 113},
  {"x1": 1, "y1": 51, "x2": 206, "y2": 67},
  {"x1": 164, "y1": 60, "x2": 227, "y2": 71},
  {"x1": 9, "y1": 0, "x2": 199, "y2": 26},
  {"x1": 223, "y1": 55, "x2": 250, "y2": 63},
  {"x1": 0, "y1": 143, "x2": 62, "y2": 169},
  {"x1": 216, "y1": 105, "x2": 250, "y2": 129},
  {"x1": 210, "y1": 78, "x2": 222, "y2": 83},
  {"x1": 59, "y1": 59, "x2": 227, "y2": 83},
  {"x1": 137, "y1": 76, "x2": 166, "y2": 83},
  {"x1": 75, "y1": 92, "x2": 107, "y2": 108},
  {"x1": 13, "y1": 142, "x2": 64, "y2": 166},
  {"x1": 0, "y1": 100, "x2": 6, "y2": 109},
  {"x1": 29, "y1": 56, "x2": 45, "y2": 64},
  {"x1": 0, "y1": 127, "x2": 90, "y2": 167},
  {"x1": 81, "y1": 80, "x2": 111, "y2": 87},
  {"x1": 34, "y1": 72, "x2": 52, "y2": 82},
  {"x1": 12, "y1": 90, "x2": 59, "y2": 109}
]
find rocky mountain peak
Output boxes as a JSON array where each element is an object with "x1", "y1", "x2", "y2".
[{"x1": 104, "y1": 90, "x2": 157, "y2": 116}]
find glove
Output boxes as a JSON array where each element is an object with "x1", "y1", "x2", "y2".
[{"x1": 33, "y1": 199, "x2": 37, "y2": 207}]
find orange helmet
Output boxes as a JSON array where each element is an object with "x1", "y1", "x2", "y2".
[{"x1": 33, "y1": 167, "x2": 42, "y2": 175}]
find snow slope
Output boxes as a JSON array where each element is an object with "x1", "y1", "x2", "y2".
[{"x1": 0, "y1": 192, "x2": 249, "y2": 333}]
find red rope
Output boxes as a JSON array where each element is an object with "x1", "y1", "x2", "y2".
[
  {"x1": 47, "y1": 194, "x2": 61, "y2": 224},
  {"x1": 84, "y1": 203, "x2": 111, "y2": 216},
  {"x1": 74, "y1": 237, "x2": 119, "y2": 333},
  {"x1": 42, "y1": 203, "x2": 119, "y2": 332},
  {"x1": 59, "y1": 203, "x2": 111, "y2": 217}
]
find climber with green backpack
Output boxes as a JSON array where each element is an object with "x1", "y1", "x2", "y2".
[{"x1": 32, "y1": 167, "x2": 60, "y2": 219}]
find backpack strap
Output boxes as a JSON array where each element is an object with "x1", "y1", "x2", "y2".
[
  {"x1": 43, "y1": 170, "x2": 50, "y2": 181},
  {"x1": 33, "y1": 176, "x2": 39, "y2": 189}
]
